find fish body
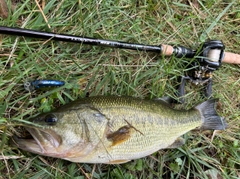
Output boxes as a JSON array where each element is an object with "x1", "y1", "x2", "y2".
[{"x1": 13, "y1": 96, "x2": 227, "y2": 164}]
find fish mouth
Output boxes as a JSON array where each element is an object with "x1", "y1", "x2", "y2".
[{"x1": 12, "y1": 126, "x2": 62, "y2": 155}]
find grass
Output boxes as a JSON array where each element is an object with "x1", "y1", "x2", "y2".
[{"x1": 0, "y1": 0, "x2": 240, "y2": 178}]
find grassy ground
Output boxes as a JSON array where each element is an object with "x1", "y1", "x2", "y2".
[{"x1": 0, "y1": 0, "x2": 239, "y2": 178}]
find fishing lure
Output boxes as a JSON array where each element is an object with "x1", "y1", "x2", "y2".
[{"x1": 24, "y1": 80, "x2": 65, "y2": 91}]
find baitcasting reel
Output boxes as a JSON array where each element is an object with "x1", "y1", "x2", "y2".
[{"x1": 177, "y1": 40, "x2": 225, "y2": 103}]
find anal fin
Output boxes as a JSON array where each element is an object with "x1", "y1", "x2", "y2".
[
  {"x1": 167, "y1": 137, "x2": 185, "y2": 149},
  {"x1": 107, "y1": 159, "x2": 131, "y2": 164}
]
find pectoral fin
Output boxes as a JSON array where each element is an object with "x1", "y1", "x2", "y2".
[
  {"x1": 167, "y1": 137, "x2": 185, "y2": 149},
  {"x1": 107, "y1": 125, "x2": 132, "y2": 146}
]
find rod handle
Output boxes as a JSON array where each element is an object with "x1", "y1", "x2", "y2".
[
  {"x1": 161, "y1": 44, "x2": 196, "y2": 58},
  {"x1": 161, "y1": 45, "x2": 174, "y2": 56},
  {"x1": 223, "y1": 52, "x2": 240, "y2": 64}
]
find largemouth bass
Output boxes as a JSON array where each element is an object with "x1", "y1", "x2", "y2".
[{"x1": 13, "y1": 96, "x2": 227, "y2": 164}]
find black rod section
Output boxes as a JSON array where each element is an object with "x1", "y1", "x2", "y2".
[{"x1": 0, "y1": 26, "x2": 162, "y2": 53}]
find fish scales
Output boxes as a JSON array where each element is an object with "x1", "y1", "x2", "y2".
[
  {"x1": 78, "y1": 98, "x2": 201, "y2": 162},
  {"x1": 12, "y1": 96, "x2": 227, "y2": 164}
]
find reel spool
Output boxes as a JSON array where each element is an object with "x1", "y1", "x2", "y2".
[{"x1": 198, "y1": 40, "x2": 225, "y2": 71}]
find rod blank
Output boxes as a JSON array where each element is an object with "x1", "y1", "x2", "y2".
[{"x1": 0, "y1": 26, "x2": 162, "y2": 53}]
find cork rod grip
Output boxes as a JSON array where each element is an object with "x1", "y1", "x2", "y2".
[
  {"x1": 223, "y1": 52, "x2": 240, "y2": 64},
  {"x1": 161, "y1": 44, "x2": 174, "y2": 56}
]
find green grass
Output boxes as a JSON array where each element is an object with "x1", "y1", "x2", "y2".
[{"x1": 0, "y1": 0, "x2": 240, "y2": 178}]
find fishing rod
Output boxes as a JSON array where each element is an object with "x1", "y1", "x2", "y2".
[
  {"x1": 1, "y1": 26, "x2": 239, "y2": 102},
  {"x1": 1, "y1": 26, "x2": 239, "y2": 64}
]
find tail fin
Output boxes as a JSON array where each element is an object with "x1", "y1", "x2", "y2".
[{"x1": 195, "y1": 99, "x2": 227, "y2": 130}]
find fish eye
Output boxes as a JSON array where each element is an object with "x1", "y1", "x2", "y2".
[{"x1": 44, "y1": 114, "x2": 57, "y2": 125}]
